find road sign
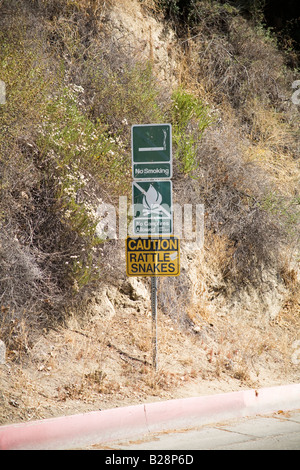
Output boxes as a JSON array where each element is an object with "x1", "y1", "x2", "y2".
[
  {"x1": 132, "y1": 180, "x2": 172, "y2": 236},
  {"x1": 126, "y1": 237, "x2": 180, "y2": 277},
  {"x1": 130, "y1": 124, "x2": 175, "y2": 370},
  {"x1": 132, "y1": 124, "x2": 172, "y2": 179}
]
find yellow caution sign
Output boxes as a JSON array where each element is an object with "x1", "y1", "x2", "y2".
[{"x1": 126, "y1": 236, "x2": 180, "y2": 277}]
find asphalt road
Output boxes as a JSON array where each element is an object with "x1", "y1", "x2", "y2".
[{"x1": 90, "y1": 409, "x2": 300, "y2": 450}]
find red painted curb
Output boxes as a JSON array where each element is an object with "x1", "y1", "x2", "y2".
[
  {"x1": 0, "y1": 383, "x2": 299, "y2": 450},
  {"x1": 0, "y1": 403, "x2": 147, "y2": 450}
]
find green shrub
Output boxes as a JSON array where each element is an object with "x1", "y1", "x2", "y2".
[
  {"x1": 171, "y1": 88, "x2": 214, "y2": 173},
  {"x1": 153, "y1": 0, "x2": 181, "y2": 18},
  {"x1": 260, "y1": 191, "x2": 300, "y2": 240}
]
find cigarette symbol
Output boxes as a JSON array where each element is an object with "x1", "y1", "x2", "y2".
[{"x1": 139, "y1": 129, "x2": 167, "y2": 152}]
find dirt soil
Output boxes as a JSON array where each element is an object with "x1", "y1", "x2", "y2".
[{"x1": 0, "y1": 277, "x2": 299, "y2": 426}]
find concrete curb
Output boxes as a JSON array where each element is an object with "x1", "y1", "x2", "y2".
[{"x1": 0, "y1": 383, "x2": 299, "y2": 450}]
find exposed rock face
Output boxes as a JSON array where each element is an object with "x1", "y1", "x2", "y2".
[{"x1": 107, "y1": 0, "x2": 179, "y2": 86}]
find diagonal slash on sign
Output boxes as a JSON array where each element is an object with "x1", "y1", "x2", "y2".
[{"x1": 133, "y1": 182, "x2": 171, "y2": 219}]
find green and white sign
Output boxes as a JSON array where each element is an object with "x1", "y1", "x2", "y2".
[
  {"x1": 132, "y1": 180, "x2": 173, "y2": 236},
  {"x1": 132, "y1": 124, "x2": 172, "y2": 180}
]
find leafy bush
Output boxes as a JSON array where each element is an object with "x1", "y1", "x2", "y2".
[
  {"x1": 171, "y1": 88, "x2": 214, "y2": 173},
  {"x1": 151, "y1": 0, "x2": 194, "y2": 24},
  {"x1": 152, "y1": 0, "x2": 181, "y2": 18},
  {"x1": 0, "y1": 0, "x2": 169, "y2": 342},
  {"x1": 0, "y1": 8, "x2": 114, "y2": 331}
]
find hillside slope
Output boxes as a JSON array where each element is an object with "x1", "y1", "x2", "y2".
[{"x1": 0, "y1": 0, "x2": 299, "y2": 425}]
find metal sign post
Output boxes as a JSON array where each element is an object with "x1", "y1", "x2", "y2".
[{"x1": 151, "y1": 276, "x2": 158, "y2": 371}]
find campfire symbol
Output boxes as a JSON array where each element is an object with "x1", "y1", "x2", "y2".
[{"x1": 143, "y1": 184, "x2": 163, "y2": 216}]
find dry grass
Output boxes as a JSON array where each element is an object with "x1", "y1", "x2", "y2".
[{"x1": 1, "y1": 280, "x2": 299, "y2": 425}]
